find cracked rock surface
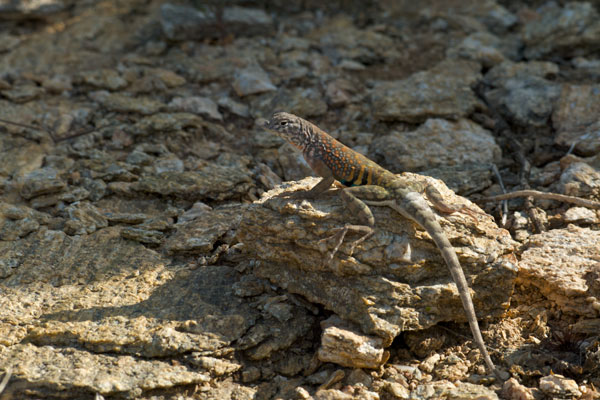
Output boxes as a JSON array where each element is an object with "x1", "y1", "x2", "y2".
[{"x1": 1, "y1": 0, "x2": 600, "y2": 398}]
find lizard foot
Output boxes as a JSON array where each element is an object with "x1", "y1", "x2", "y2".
[{"x1": 319, "y1": 224, "x2": 374, "y2": 263}]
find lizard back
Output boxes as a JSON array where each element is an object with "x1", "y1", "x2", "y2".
[{"x1": 306, "y1": 124, "x2": 397, "y2": 188}]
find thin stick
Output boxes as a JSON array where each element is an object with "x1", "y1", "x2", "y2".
[{"x1": 483, "y1": 190, "x2": 600, "y2": 209}]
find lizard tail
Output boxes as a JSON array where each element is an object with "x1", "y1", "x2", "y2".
[{"x1": 398, "y1": 190, "x2": 499, "y2": 378}]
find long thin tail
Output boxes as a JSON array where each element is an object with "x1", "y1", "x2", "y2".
[{"x1": 397, "y1": 190, "x2": 499, "y2": 378}]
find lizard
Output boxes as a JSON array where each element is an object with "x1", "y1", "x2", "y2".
[{"x1": 263, "y1": 111, "x2": 502, "y2": 380}]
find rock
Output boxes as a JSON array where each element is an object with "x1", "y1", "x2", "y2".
[
  {"x1": 0, "y1": 32, "x2": 21, "y2": 52},
  {"x1": 232, "y1": 66, "x2": 277, "y2": 97},
  {"x1": 132, "y1": 164, "x2": 253, "y2": 202},
  {"x1": 314, "y1": 389, "x2": 354, "y2": 400},
  {"x1": 384, "y1": 381, "x2": 410, "y2": 399},
  {"x1": 553, "y1": 84, "x2": 600, "y2": 156},
  {"x1": 166, "y1": 204, "x2": 246, "y2": 254},
  {"x1": 0, "y1": 217, "x2": 39, "y2": 241},
  {"x1": 81, "y1": 178, "x2": 106, "y2": 202},
  {"x1": 372, "y1": 59, "x2": 482, "y2": 123},
  {"x1": 318, "y1": 316, "x2": 389, "y2": 369},
  {"x1": 19, "y1": 168, "x2": 65, "y2": 200},
  {"x1": 310, "y1": 15, "x2": 399, "y2": 64},
  {"x1": 103, "y1": 212, "x2": 149, "y2": 225},
  {"x1": 168, "y1": 96, "x2": 222, "y2": 121},
  {"x1": 251, "y1": 87, "x2": 328, "y2": 118},
  {"x1": 131, "y1": 112, "x2": 203, "y2": 136},
  {"x1": 405, "y1": 328, "x2": 446, "y2": 358},
  {"x1": 185, "y1": 354, "x2": 242, "y2": 376},
  {"x1": 63, "y1": 201, "x2": 108, "y2": 235},
  {"x1": 89, "y1": 90, "x2": 163, "y2": 115},
  {"x1": 144, "y1": 68, "x2": 186, "y2": 88},
  {"x1": 0, "y1": 223, "x2": 259, "y2": 390},
  {"x1": 383, "y1": 0, "x2": 517, "y2": 34},
  {"x1": 241, "y1": 366, "x2": 260, "y2": 383},
  {"x1": 325, "y1": 78, "x2": 356, "y2": 107},
  {"x1": 240, "y1": 307, "x2": 315, "y2": 361},
  {"x1": 446, "y1": 32, "x2": 508, "y2": 68},
  {"x1": 563, "y1": 207, "x2": 599, "y2": 224},
  {"x1": 484, "y1": 61, "x2": 559, "y2": 87},
  {"x1": 519, "y1": 225, "x2": 600, "y2": 317},
  {"x1": 419, "y1": 354, "x2": 441, "y2": 373},
  {"x1": 59, "y1": 187, "x2": 90, "y2": 203},
  {"x1": 338, "y1": 59, "x2": 366, "y2": 70},
  {"x1": 42, "y1": 74, "x2": 73, "y2": 93},
  {"x1": 79, "y1": 69, "x2": 128, "y2": 90},
  {"x1": 502, "y1": 378, "x2": 535, "y2": 400},
  {"x1": 120, "y1": 227, "x2": 163, "y2": 245},
  {"x1": 522, "y1": 2, "x2": 600, "y2": 59},
  {"x1": 559, "y1": 161, "x2": 600, "y2": 198},
  {"x1": 420, "y1": 163, "x2": 495, "y2": 196},
  {"x1": 152, "y1": 157, "x2": 184, "y2": 174},
  {"x1": 1, "y1": 83, "x2": 43, "y2": 103},
  {"x1": 0, "y1": 343, "x2": 209, "y2": 398},
  {"x1": 0, "y1": 0, "x2": 65, "y2": 20},
  {"x1": 217, "y1": 96, "x2": 250, "y2": 118},
  {"x1": 222, "y1": 6, "x2": 274, "y2": 36},
  {"x1": 447, "y1": 381, "x2": 499, "y2": 399},
  {"x1": 0, "y1": 128, "x2": 45, "y2": 178},
  {"x1": 484, "y1": 76, "x2": 561, "y2": 128},
  {"x1": 539, "y1": 374, "x2": 582, "y2": 398},
  {"x1": 238, "y1": 176, "x2": 517, "y2": 344},
  {"x1": 370, "y1": 118, "x2": 501, "y2": 172},
  {"x1": 159, "y1": 3, "x2": 273, "y2": 41}
]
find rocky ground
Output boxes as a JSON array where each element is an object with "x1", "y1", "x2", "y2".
[{"x1": 0, "y1": 0, "x2": 600, "y2": 399}]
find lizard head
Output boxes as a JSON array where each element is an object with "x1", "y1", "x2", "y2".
[{"x1": 263, "y1": 112, "x2": 306, "y2": 148}]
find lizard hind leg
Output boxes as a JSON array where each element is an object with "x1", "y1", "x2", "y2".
[{"x1": 424, "y1": 185, "x2": 488, "y2": 221}]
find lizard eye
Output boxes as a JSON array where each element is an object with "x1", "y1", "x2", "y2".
[{"x1": 279, "y1": 121, "x2": 287, "y2": 126}]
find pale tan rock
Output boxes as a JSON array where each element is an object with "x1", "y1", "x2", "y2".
[
  {"x1": 318, "y1": 317, "x2": 389, "y2": 369},
  {"x1": 185, "y1": 355, "x2": 242, "y2": 376},
  {"x1": 447, "y1": 381, "x2": 499, "y2": 399},
  {"x1": 0, "y1": 343, "x2": 209, "y2": 397},
  {"x1": 502, "y1": 377, "x2": 535, "y2": 400},
  {"x1": 539, "y1": 374, "x2": 582, "y2": 398},
  {"x1": 419, "y1": 354, "x2": 441, "y2": 373},
  {"x1": 559, "y1": 161, "x2": 600, "y2": 199},
  {"x1": 563, "y1": 206, "x2": 599, "y2": 224},
  {"x1": 519, "y1": 225, "x2": 600, "y2": 317},
  {"x1": 238, "y1": 175, "x2": 518, "y2": 344},
  {"x1": 384, "y1": 380, "x2": 410, "y2": 399}
]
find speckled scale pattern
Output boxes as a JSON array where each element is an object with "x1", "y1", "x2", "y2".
[{"x1": 309, "y1": 126, "x2": 397, "y2": 188}]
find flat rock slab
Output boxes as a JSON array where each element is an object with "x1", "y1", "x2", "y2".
[
  {"x1": 238, "y1": 175, "x2": 518, "y2": 344},
  {"x1": 1, "y1": 343, "x2": 209, "y2": 398},
  {"x1": 132, "y1": 166, "x2": 253, "y2": 201},
  {"x1": 370, "y1": 118, "x2": 501, "y2": 172},
  {"x1": 0, "y1": 226, "x2": 259, "y2": 397},
  {"x1": 519, "y1": 225, "x2": 600, "y2": 317},
  {"x1": 371, "y1": 59, "x2": 482, "y2": 123}
]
